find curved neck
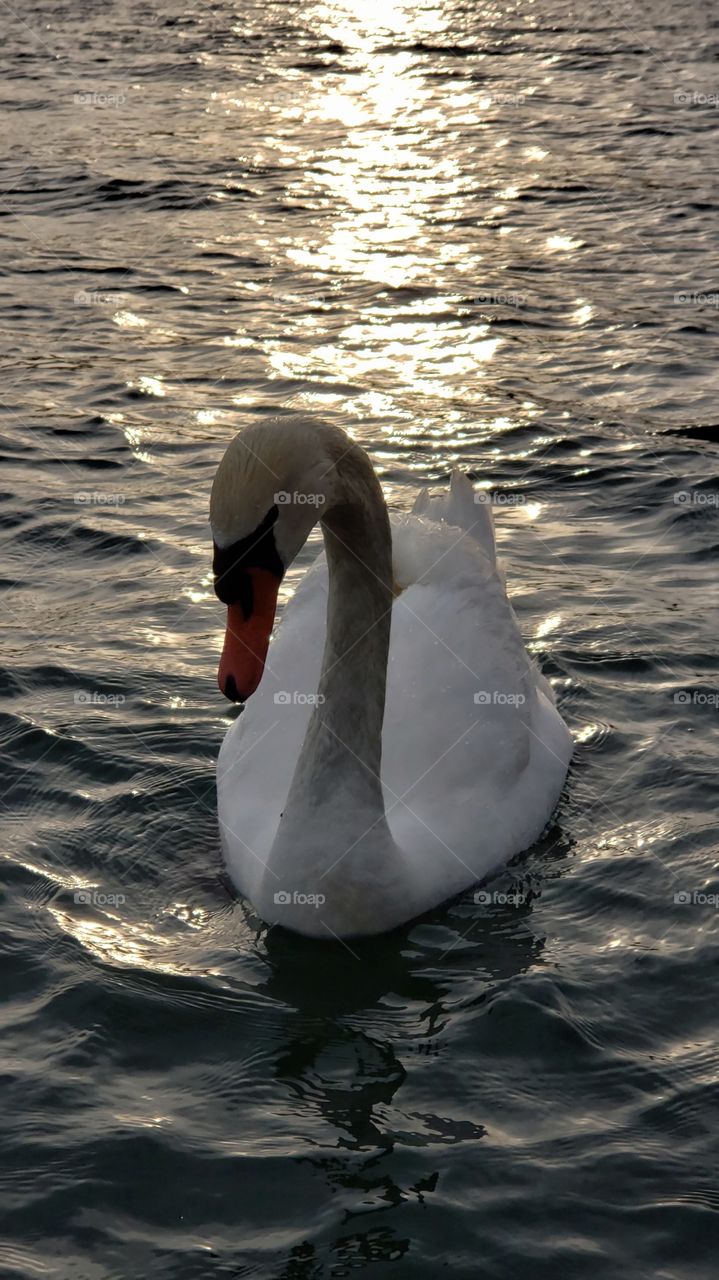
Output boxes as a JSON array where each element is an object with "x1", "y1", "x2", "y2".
[{"x1": 282, "y1": 447, "x2": 394, "y2": 812}]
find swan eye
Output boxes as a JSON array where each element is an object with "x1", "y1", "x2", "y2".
[{"x1": 212, "y1": 505, "x2": 283, "y2": 608}]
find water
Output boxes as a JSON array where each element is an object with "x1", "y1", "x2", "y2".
[{"x1": 2, "y1": 0, "x2": 718, "y2": 1275}]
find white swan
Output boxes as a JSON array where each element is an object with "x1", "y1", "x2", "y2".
[{"x1": 210, "y1": 416, "x2": 572, "y2": 939}]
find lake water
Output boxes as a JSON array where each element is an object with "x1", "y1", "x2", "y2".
[{"x1": 2, "y1": 1, "x2": 718, "y2": 1276}]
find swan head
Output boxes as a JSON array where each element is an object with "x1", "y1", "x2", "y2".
[{"x1": 210, "y1": 416, "x2": 346, "y2": 702}]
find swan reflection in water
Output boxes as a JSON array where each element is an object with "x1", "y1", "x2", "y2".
[{"x1": 249, "y1": 831, "x2": 570, "y2": 1274}]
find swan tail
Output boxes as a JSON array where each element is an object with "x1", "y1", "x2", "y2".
[
  {"x1": 412, "y1": 473, "x2": 497, "y2": 566},
  {"x1": 449, "y1": 470, "x2": 496, "y2": 565}
]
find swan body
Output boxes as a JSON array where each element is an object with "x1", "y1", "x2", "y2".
[{"x1": 211, "y1": 417, "x2": 572, "y2": 939}]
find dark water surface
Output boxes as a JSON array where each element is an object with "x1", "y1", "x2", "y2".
[{"x1": 2, "y1": 0, "x2": 718, "y2": 1276}]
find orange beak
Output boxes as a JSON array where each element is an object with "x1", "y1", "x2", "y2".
[{"x1": 217, "y1": 568, "x2": 280, "y2": 702}]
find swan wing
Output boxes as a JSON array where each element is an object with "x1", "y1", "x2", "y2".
[{"x1": 380, "y1": 510, "x2": 571, "y2": 905}]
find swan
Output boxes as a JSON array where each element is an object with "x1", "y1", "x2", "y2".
[{"x1": 210, "y1": 416, "x2": 572, "y2": 939}]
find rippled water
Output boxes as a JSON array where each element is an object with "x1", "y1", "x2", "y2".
[{"x1": 2, "y1": 0, "x2": 718, "y2": 1275}]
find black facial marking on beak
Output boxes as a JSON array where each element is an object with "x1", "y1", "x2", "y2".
[
  {"x1": 235, "y1": 572, "x2": 253, "y2": 622},
  {"x1": 213, "y1": 504, "x2": 283, "y2": 608}
]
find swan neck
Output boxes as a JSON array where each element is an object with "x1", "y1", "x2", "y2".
[{"x1": 289, "y1": 449, "x2": 393, "y2": 802}]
